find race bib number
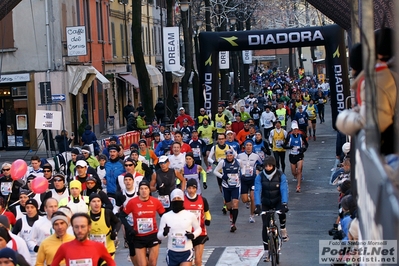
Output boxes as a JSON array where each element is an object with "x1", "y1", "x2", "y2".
[
  {"x1": 216, "y1": 121, "x2": 223, "y2": 128},
  {"x1": 172, "y1": 233, "x2": 186, "y2": 249},
  {"x1": 275, "y1": 140, "x2": 283, "y2": 148},
  {"x1": 69, "y1": 259, "x2": 93, "y2": 266},
  {"x1": 318, "y1": 99, "x2": 324, "y2": 104},
  {"x1": 90, "y1": 234, "x2": 106, "y2": 247},
  {"x1": 1, "y1": 182, "x2": 12, "y2": 195},
  {"x1": 227, "y1": 173, "x2": 239, "y2": 186},
  {"x1": 244, "y1": 164, "x2": 253, "y2": 177},
  {"x1": 265, "y1": 120, "x2": 272, "y2": 126},
  {"x1": 291, "y1": 146, "x2": 300, "y2": 155},
  {"x1": 137, "y1": 218, "x2": 154, "y2": 234},
  {"x1": 298, "y1": 118, "x2": 305, "y2": 124},
  {"x1": 203, "y1": 138, "x2": 210, "y2": 145},
  {"x1": 158, "y1": 195, "x2": 170, "y2": 208},
  {"x1": 253, "y1": 113, "x2": 259, "y2": 119},
  {"x1": 278, "y1": 115, "x2": 284, "y2": 121},
  {"x1": 192, "y1": 148, "x2": 201, "y2": 157}
]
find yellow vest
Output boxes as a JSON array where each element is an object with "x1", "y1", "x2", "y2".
[
  {"x1": 306, "y1": 105, "x2": 317, "y2": 120},
  {"x1": 198, "y1": 125, "x2": 214, "y2": 145},
  {"x1": 303, "y1": 94, "x2": 311, "y2": 101},
  {"x1": 89, "y1": 208, "x2": 115, "y2": 254},
  {"x1": 272, "y1": 129, "x2": 286, "y2": 152},
  {"x1": 135, "y1": 160, "x2": 145, "y2": 175},
  {"x1": 214, "y1": 114, "x2": 227, "y2": 133},
  {"x1": 215, "y1": 145, "x2": 230, "y2": 162},
  {"x1": 275, "y1": 108, "x2": 287, "y2": 126}
]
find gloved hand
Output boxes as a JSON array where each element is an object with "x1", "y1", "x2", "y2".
[
  {"x1": 299, "y1": 147, "x2": 307, "y2": 154},
  {"x1": 185, "y1": 231, "x2": 195, "y2": 240},
  {"x1": 281, "y1": 203, "x2": 289, "y2": 213},
  {"x1": 205, "y1": 220, "x2": 211, "y2": 226},
  {"x1": 34, "y1": 245, "x2": 39, "y2": 252},
  {"x1": 256, "y1": 164, "x2": 263, "y2": 172},
  {"x1": 254, "y1": 204, "x2": 262, "y2": 215},
  {"x1": 110, "y1": 230, "x2": 118, "y2": 240},
  {"x1": 127, "y1": 229, "x2": 137, "y2": 239},
  {"x1": 203, "y1": 182, "x2": 208, "y2": 189},
  {"x1": 163, "y1": 224, "x2": 170, "y2": 236},
  {"x1": 222, "y1": 173, "x2": 229, "y2": 181},
  {"x1": 213, "y1": 161, "x2": 218, "y2": 166}
]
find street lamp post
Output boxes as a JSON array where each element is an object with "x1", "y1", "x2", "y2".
[{"x1": 159, "y1": 0, "x2": 170, "y2": 123}]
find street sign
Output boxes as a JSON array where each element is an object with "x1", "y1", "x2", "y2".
[{"x1": 52, "y1": 94, "x2": 66, "y2": 102}]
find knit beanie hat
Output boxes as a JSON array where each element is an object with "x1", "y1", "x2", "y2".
[
  {"x1": 0, "y1": 247, "x2": 16, "y2": 265},
  {"x1": 264, "y1": 156, "x2": 276, "y2": 167},
  {"x1": 0, "y1": 227, "x2": 11, "y2": 243},
  {"x1": 89, "y1": 193, "x2": 101, "y2": 203}
]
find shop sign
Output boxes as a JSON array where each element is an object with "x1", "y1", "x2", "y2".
[{"x1": 0, "y1": 73, "x2": 30, "y2": 84}]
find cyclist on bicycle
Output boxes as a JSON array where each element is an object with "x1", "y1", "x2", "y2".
[{"x1": 254, "y1": 156, "x2": 289, "y2": 262}]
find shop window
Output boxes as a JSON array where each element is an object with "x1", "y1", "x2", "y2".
[{"x1": 11, "y1": 87, "x2": 27, "y2": 97}]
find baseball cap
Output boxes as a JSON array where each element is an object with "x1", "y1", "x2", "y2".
[
  {"x1": 159, "y1": 156, "x2": 169, "y2": 164},
  {"x1": 179, "y1": 107, "x2": 185, "y2": 111},
  {"x1": 291, "y1": 121, "x2": 299, "y2": 129},
  {"x1": 226, "y1": 130, "x2": 234, "y2": 135},
  {"x1": 170, "y1": 188, "x2": 184, "y2": 201},
  {"x1": 164, "y1": 129, "x2": 171, "y2": 134},
  {"x1": 186, "y1": 179, "x2": 198, "y2": 188},
  {"x1": 109, "y1": 136, "x2": 118, "y2": 142},
  {"x1": 86, "y1": 175, "x2": 97, "y2": 182},
  {"x1": 76, "y1": 160, "x2": 87, "y2": 168}
]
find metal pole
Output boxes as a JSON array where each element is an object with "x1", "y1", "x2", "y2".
[
  {"x1": 45, "y1": 0, "x2": 52, "y2": 156},
  {"x1": 160, "y1": 0, "x2": 169, "y2": 123}
]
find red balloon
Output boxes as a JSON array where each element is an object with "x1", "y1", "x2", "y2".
[
  {"x1": 10, "y1": 159, "x2": 28, "y2": 181},
  {"x1": 31, "y1": 177, "x2": 49, "y2": 194}
]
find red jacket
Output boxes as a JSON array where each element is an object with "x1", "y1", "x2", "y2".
[
  {"x1": 174, "y1": 114, "x2": 195, "y2": 128},
  {"x1": 231, "y1": 121, "x2": 244, "y2": 135}
]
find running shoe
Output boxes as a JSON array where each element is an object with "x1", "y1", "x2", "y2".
[
  {"x1": 292, "y1": 178, "x2": 297, "y2": 182},
  {"x1": 222, "y1": 205, "x2": 227, "y2": 215},
  {"x1": 249, "y1": 216, "x2": 255, "y2": 223},
  {"x1": 127, "y1": 255, "x2": 131, "y2": 262},
  {"x1": 230, "y1": 224, "x2": 237, "y2": 233},
  {"x1": 280, "y1": 228, "x2": 289, "y2": 242},
  {"x1": 245, "y1": 202, "x2": 250, "y2": 209},
  {"x1": 263, "y1": 250, "x2": 270, "y2": 262},
  {"x1": 206, "y1": 166, "x2": 212, "y2": 173}
]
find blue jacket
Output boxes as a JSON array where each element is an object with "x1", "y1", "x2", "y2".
[
  {"x1": 254, "y1": 170, "x2": 288, "y2": 206},
  {"x1": 154, "y1": 139, "x2": 174, "y2": 157},
  {"x1": 226, "y1": 140, "x2": 240, "y2": 153},
  {"x1": 104, "y1": 159, "x2": 125, "y2": 194},
  {"x1": 81, "y1": 130, "x2": 97, "y2": 145},
  {"x1": 102, "y1": 135, "x2": 120, "y2": 159}
]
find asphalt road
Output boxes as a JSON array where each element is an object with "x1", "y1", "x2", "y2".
[{"x1": 113, "y1": 105, "x2": 340, "y2": 266}]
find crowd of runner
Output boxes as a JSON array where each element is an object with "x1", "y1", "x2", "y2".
[{"x1": 0, "y1": 70, "x2": 332, "y2": 265}]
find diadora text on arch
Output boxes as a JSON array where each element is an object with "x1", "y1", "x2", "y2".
[{"x1": 248, "y1": 30, "x2": 324, "y2": 46}]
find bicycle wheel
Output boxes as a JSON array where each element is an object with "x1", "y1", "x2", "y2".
[
  {"x1": 275, "y1": 236, "x2": 280, "y2": 264},
  {"x1": 268, "y1": 232, "x2": 277, "y2": 266}
]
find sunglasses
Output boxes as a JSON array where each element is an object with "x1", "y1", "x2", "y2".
[
  {"x1": 125, "y1": 164, "x2": 134, "y2": 167},
  {"x1": 54, "y1": 179, "x2": 63, "y2": 182},
  {"x1": 159, "y1": 161, "x2": 168, "y2": 165},
  {"x1": 164, "y1": 133, "x2": 170, "y2": 135},
  {"x1": 43, "y1": 170, "x2": 52, "y2": 172},
  {"x1": 218, "y1": 138, "x2": 225, "y2": 140},
  {"x1": 2, "y1": 169, "x2": 10, "y2": 171}
]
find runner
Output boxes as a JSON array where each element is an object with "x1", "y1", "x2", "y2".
[
  {"x1": 184, "y1": 179, "x2": 211, "y2": 266},
  {"x1": 36, "y1": 211, "x2": 75, "y2": 266},
  {"x1": 51, "y1": 213, "x2": 116, "y2": 266},
  {"x1": 225, "y1": 130, "x2": 240, "y2": 153},
  {"x1": 237, "y1": 140, "x2": 263, "y2": 223},
  {"x1": 213, "y1": 149, "x2": 241, "y2": 232},
  {"x1": 182, "y1": 153, "x2": 207, "y2": 195},
  {"x1": 304, "y1": 99, "x2": 318, "y2": 141},
  {"x1": 208, "y1": 133, "x2": 237, "y2": 214},
  {"x1": 260, "y1": 105, "x2": 276, "y2": 140},
  {"x1": 253, "y1": 130, "x2": 271, "y2": 162},
  {"x1": 269, "y1": 121, "x2": 288, "y2": 172},
  {"x1": 58, "y1": 180, "x2": 89, "y2": 214},
  {"x1": 88, "y1": 193, "x2": 121, "y2": 260},
  {"x1": 157, "y1": 189, "x2": 202, "y2": 266},
  {"x1": 188, "y1": 129, "x2": 206, "y2": 166},
  {"x1": 214, "y1": 105, "x2": 229, "y2": 134},
  {"x1": 154, "y1": 129, "x2": 174, "y2": 157},
  {"x1": 254, "y1": 156, "x2": 289, "y2": 261},
  {"x1": 283, "y1": 121, "x2": 308, "y2": 193},
  {"x1": 197, "y1": 118, "x2": 216, "y2": 173},
  {"x1": 150, "y1": 156, "x2": 186, "y2": 211},
  {"x1": 123, "y1": 180, "x2": 165, "y2": 266}
]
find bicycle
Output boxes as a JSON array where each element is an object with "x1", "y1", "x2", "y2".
[{"x1": 260, "y1": 209, "x2": 283, "y2": 265}]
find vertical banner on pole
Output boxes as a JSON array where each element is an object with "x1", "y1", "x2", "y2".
[
  {"x1": 163, "y1": 27, "x2": 181, "y2": 72},
  {"x1": 242, "y1": 50, "x2": 252, "y2": 64},
  {"x1": 219, "y1": 51, "x2": 230, "y2": 69}
]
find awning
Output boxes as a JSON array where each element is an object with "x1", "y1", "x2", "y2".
[
  {"x1": 119, "y1": 74, "x2": 140, "y2": 88},
  {"x1": 68, "y1": 65, "x2": 110, "y2": 95},
  {"x1": 172, "y1": 66, "x2": 185, "y2": 83},
  {"x1": 146, "y1": 64, "x2": 163, "y2": 87}
]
